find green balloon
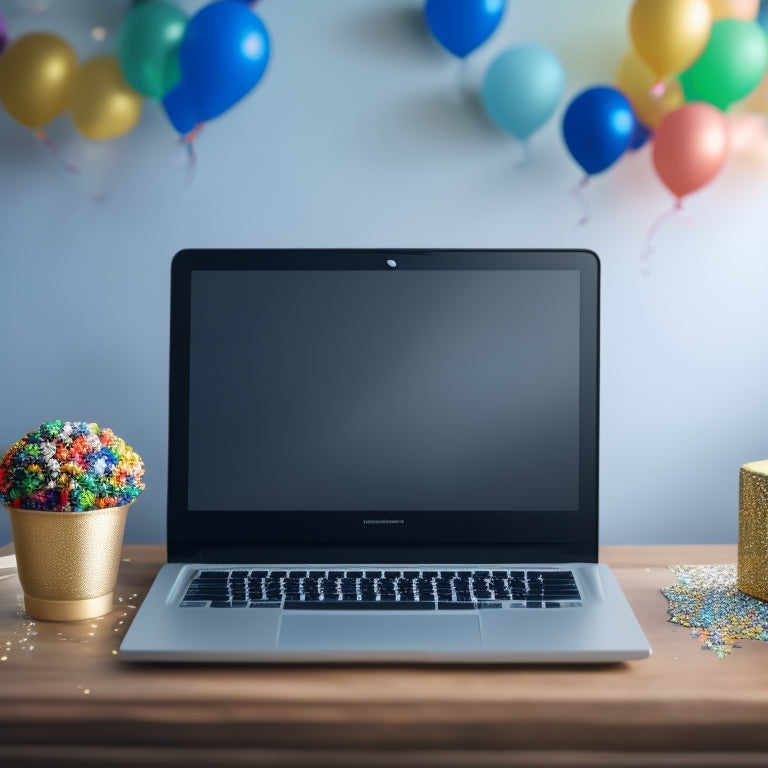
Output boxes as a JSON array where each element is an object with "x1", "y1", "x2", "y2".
[
  {"x1": 687, "y1": 19, "x2": 768, "y2": 111},
  {"x1": 117, "y1": 2, "x2": 188, "y2": 100},
  {"x1": 678, "y1": 68, "x2": 701, "y2": 103}
]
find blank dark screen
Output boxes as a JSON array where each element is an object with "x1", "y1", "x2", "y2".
[{"x1": 187, "y1": 268, "x2": 581, "y2": 512}]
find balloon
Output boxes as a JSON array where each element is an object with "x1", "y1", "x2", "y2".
[
  {"x1": 629, "y1": 0, "x2": 712, "y2": 80},
  {"x1": 615, "y1": 49, "x2": 684, "y2": 128},
  {"x1": 425, "y1": 0, "x2": 505, "y2": 58},
  {"x1": 759, "y1": 1, "x2": 768, "y2": 30},
  {"x1": 0, "y1": 33, "x2": 77, "y2": 129},
  {"x1": 742, "y1": 66, "x2": 768, "y2": 112},
  {"x1": 481, "y1": 44, "x2": 564, "y2": 140},
  {"x1": 118, "y1": 1, "x2": 188, "y2": 99},
  {"x1": 162, "y1": 81, "x2": 198, "y2": 134},
  {"x1": 686, "y1": 19, "x2": 768, "y2": 109},
  {"x1": 562, "y1": 86, "x2": 635, "y2": 175},
  {"x1": 677, "y1": 66, "x2": 702, "y2": 100},
  {"x1": 652, "y1": 102, "x2": 729, "y2": 200},
  {"x1": 707, "y1": 0, "x2": 759, "y2": 19},
  {"x1": 628, "y1": 119, "x2": 651, "y2": 149},
  {"x1": 70, "y1": 56, "x2": 143, "y2": 140},
  {"x1": 178, "y1": 1, "x2": 270, "y2": 123}
]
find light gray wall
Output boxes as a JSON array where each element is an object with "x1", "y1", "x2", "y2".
[{"x1": 2, "y1": 0, "x2": 767, "y2": 545}]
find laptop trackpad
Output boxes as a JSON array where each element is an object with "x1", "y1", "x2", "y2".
[{"x1": 278, "y1": 613, "x2": 481, "y2": 653}]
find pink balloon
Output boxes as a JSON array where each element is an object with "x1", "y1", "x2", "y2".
[{"x1": 652, "y1": 102, "x2": 729, "y2": 202}]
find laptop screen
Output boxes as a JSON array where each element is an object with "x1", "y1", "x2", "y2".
[{"x1": 168, "y1": 250, "x2": 599, "y2": 562}]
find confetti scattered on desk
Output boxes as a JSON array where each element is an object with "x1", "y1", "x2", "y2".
[{"x1": 662, "y1": 565, "x2": 768, "y2": 658}]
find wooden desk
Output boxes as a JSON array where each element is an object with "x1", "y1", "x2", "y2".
[{"x1": 1, "y1": 544, "x2": 765, "y2": 767}]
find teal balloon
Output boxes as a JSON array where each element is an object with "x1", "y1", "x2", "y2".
[
  {"x1": 687, "y1": 19, "x2": 768, "y2": 110},
  {"x1": 481, "y1": 44, "x2": 565, "y2": 140},
  {"x1": 118, "y1": 1, "x2": 188, "y2": 99}
]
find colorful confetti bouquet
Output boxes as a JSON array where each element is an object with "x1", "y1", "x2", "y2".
[{"x1": 0, "y1": 421, "x2": 145, "y2": 512}]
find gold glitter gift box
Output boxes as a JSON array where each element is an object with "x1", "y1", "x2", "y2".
[{"x1": 737, "y1": 460, "x2": 768, "y2": 602}]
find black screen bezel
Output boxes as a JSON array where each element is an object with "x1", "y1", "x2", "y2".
[{"x1": 167, "y1": 249, "x2": 600, "y2": 563}]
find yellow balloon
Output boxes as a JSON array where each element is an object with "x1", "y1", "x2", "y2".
[
  {"x1": 707, "y1": 0, "x2": 759, "y2": 20},
  {"x1": 0, "y1": 33, "x2": 78, "y2": 129},
  {"x1": 629, "y1": 0, "x2": 712, "y2": 80},
  {"x1": 615, "y1": 50, "x2": 685, "y2": 128},
  {"x1": 70, "y1": 56, "x2": 143, "y2": 141}
]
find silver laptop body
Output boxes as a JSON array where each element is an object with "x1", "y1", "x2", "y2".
[{"x1": 120, "y1": 249, "x2": 651, "y2": 663}]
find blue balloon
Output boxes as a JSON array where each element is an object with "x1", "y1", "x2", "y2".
[
  {"x1": 425, "y1": 0, "x2": 505, "y2": 58},
  {"x1": 758, "y1": 0, "x2": 768, "y2": 32},
  {"x1": 178, "y1": 1, "x2": 269, "y2": 122},
  {"x1": 562, "y1": 86, "x2": 635, "y2": 175},
  {"x1": 481, "y1": 44, "x2": 565, "y2": 140},
  {"x1": 627, "y1": 117, "x2": 650, "y2": 151},
  {"x1": 162, "y1": 80, "x2": 198, "y2": 134}
]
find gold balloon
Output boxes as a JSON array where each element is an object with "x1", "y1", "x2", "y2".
[
  {"x1": 0, "y1": 33, "x2": 78, "y2": 129},
  {"x1": 615, "y1": 50, "x2": 685, "y2": 128},
  {"x1": 629, "y1": 0, "x2": 712, "y2": 80},
  {"x1": 707, "y1": 0, "x2": 759, "y2": 20},
  {"x1": 70, "y1": 56, "x2": 143, "y2": 141}
]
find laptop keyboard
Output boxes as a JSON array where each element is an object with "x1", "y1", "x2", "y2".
[{"x1": 179, "y1": 568, "x2": 581, "y2": 609}]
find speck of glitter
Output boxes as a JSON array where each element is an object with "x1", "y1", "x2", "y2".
[
  {"x1": 83, "y1": 689, "x2": 91, "y2": 695},
  {"x1": 662, "y1": 564, "x2": 768, "y2": 658},
  {"x1": 111, "y1": 650, "x2": 118, "y2": 656},
  {"x1": 1, "y1": 656, "x2": 7, "y2": 661}
]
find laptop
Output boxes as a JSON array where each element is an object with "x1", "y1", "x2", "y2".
[{"x1": 119, "y1": 248, "x2": 651, "y2": 663}]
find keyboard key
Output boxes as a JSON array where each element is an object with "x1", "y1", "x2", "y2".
[
  {"x1": 437, "y1": 602, "x2": 475, "y2": 610},
  {"x1": 248, "y1": 601, "x2": 281, "y2": 608},
  {"x1": 284, "y1": 600, "x2": 434, "y2": 610}
]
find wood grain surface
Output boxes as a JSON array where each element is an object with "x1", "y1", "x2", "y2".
[{"x1": 1, "y1": 543, "x2": 764, "y2": 767}]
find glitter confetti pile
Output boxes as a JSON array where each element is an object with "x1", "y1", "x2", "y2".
[
  {"x1": 663, "y1": 564, "x2": 768, "y2": 658},
  {"x1": 0, "y1": 420, "x2": 144, "y2": 512}
]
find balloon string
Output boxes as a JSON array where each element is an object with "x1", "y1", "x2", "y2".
[
  {"x1": 179, "y1": 122, "x2": 205, "y2": 166},
  {"x1": 455, "y1": 58, "x2": 470, "y2": 96},
  {"x1": 34, "y1": 130, "x2": 79, "y2": 176},
  {"x1": 641, "y1": 198, "x2": 683, "y2": 272},
  {"x1": 515, "y1": 140, "x2": 531, "y2": 169},
  {"x1": 570, "y1": 175, "x2": 590, "y2": 226}
]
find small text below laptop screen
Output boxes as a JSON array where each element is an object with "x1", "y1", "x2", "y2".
[{"x1": 187, "y1": 268, "x2": 580, "y2": 513}]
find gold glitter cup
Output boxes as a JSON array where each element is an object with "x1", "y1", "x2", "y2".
[
  {"x1": 6, "y1": 503, "x2": 131, "y2": 621},
  {"x1": 737, "y1": 460, "x2": 768, "y2": 602}
]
